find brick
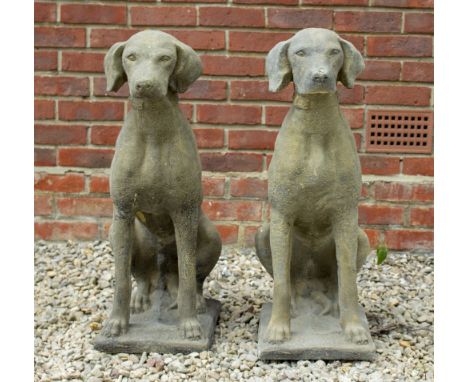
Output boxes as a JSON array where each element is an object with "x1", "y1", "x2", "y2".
[
  {"x1": 179, "y1": 103, "x2": 194, "y2": 121},
  {"x1": 335, "y1": 11, "x2": 401, "y2": 33},
  {"x1": 231, "y1": 81, "x2": 294, "y2": 102},
  {"x1": 360, "y1": 156, "x2": 400, "y2": 175},
  {"x1": 340, "y1": 35, "x2": 365, "y2": 54},
  {"x1": 35, "y1": 99, "x2": 55, "y2": 120},
  {"x1": 402, "y1": 157, "x2": 433, "y2": 176},
  {"x1": 58, "y1": 148, "x2": 114, "y2": 168},
  {"x1": 35, "y1": 173, "x2": 85, "y2": 193},
  {"x1": 358, "y1": 61, "x2": 401, "y2": 81},
  {"x1": 341, "y1": 108, "x2": 364, "y2": 129},
  {"x1": 265, "y1": 106, "x2": 289, "y2": 126},
  {"x1": 215, "y1": 224, "x2": 239, "y2": 245},
  {"x1": 229, "y1": 31, "x2": 293, "y2": 53},
  {"x1": 267, "y1": 8, "x2": 333, "y2": 29},
  {"x1": 200, "y1": 7, "x2": 264, "y2": 27},
  {"x1": 358, "y1": 204, "x2": 404, "y2": 225},
  {"x1": 338, "y1": 84, "x2": 364, "y2": 105},
  {"x1": 35, "y1": 51, "x2": 58, "y2": 71},
  {"x1": 371, "y1": 0, "x2": 433, "y2": 9},
  {"x1": 179, "y1": 80, "x2": 227, "y2": 101},
  {"x1": 202, "y1": 200, "x2": 262, "y2": 221},
  {"x1": 62, "y1": 52, "x2": 105, "y2": 73},
  {"x1": 163, "y1": 0, "x2": 225, "y2": 2},
  {"x1": 35, "y1": 221, "x2": 99, "y2": 241},
  {"x1": 364, "y1": 229, "x2": 382, "y2": 248},
  {"x1": 57, "y1": 197, "x2": 113, "y2": 217},
  {"x1": 367, "y1": 36, "x2": 433, "y2": 57},
  {"x1": 94, "y1": 78, "x2": 129, "y2": 98},
  {"x1": 402, "y1": 62, "x2": 433, "y2": 83},
  {"x1": 374, "y1": 182, "x2": 433, "y2": 202},
  {"x1": 361, "y1": 183, "x2": 370, "y2": 198},
  {"x1": 35, "y1": 124, "x2": 87, "y2": 145},
  {"x1": 404, "y1": 12, "x2": 433, "y2": 34},
  {"x1": 35, "y1": 2, "x2": 56, "y2": 23},
  {"x1": 131, "y1": 6, "x2": 196, "y2": 26},
  {"x1": 200, "y1": 153, "x2": 263, "y2": 172},
  {"x1": 231, "y1": 177, "x2": 268, "y2": 198},
  {"x1": 201, "y1": 55, "x2": 264, "y2": 77},
  {"x1": 234, "y1": 0, "x2": 297, "y2": 4},
  {"x1": 412, "y1": 184, "x2": 434, "y2": 201},
  {"x1": 35, "y1": 195, "x2": 53, "y2": 216},
  {"x1": 410, "y1": 207, "x2": 433, "y2": 227},
  {"x1": 59, "y1": 101, "x2": 124, "y2": 121},
  {"x1": 305, "y1": 0, "x2": 367, "y2": 3},
  {"x1": 90, "y1": 125, "x2": 121, "y2": 146},
  {"x1": 90, "y1": 175, "x2": 110, "y2": 193},
  {"x1": 354, "y1": 133, "x2": 362, "y2": 151},
  {"x1": 385, "y1": 229, "x2": 433, "y2": 250},
  {"x1": 229, "y1": 130, "x2": 278, "y2": 150},
  {"x1": 243, "y1": 225, "x2": 260, "y2": 246},
  {"x1": 35, "y1": 27, "x2": 86, "y2": 48},
  {"x1": 35, "y1": 148, "x2": 56, "y2": 166},
  {"x1": 90, "y1": 28, "x2": 142, "y2": 48},
  {"x1": 168, "y1": 30, "x2": 225, "y2": 50},
  {"x1": 194, "y1": 128, "x2": 224, "y2": 148},
  {"x1": 197, "y1": 104, "x2": 262, "y2": 125},
  {"x1": 35, "y1": 76, "x2": 89, "y2": 97},
  {"x1": 202, "y1": 177, "x2": 225, "y2": 197},
  {"x1": 366, "y1": 86, "x2": 431, "y2": 106},
  {"x1": 61, "y1": 4, "x2": 126, "y2": 25}
]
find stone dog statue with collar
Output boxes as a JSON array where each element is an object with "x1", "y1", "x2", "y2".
[
  {"x1": 255, "y1": 28, "x2": 372, "y2": 345},
  {"x1": 101, "y1": 30, "x2": 221, "y2": 339}
]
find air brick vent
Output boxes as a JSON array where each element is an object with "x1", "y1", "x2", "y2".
[{"x1": 366, "y1": 110, "x2": 433, "y2": 154}]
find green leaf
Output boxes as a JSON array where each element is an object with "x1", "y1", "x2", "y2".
[{"x1": 376, "y1": 244, "x2": 388, "y2": 265}]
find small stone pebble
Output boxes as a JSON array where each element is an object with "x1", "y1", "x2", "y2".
[{"x1": 34, "y1": 241, "x2": 433, "y2": 381}]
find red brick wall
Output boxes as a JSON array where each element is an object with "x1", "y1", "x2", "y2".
[{"x1": 34, "y1": 0, "x2": 434, "y2": 251}]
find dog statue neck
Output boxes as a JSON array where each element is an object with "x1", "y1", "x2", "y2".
[{"x1": 292, "y1": 92, "x2": 340, "y2": 111}]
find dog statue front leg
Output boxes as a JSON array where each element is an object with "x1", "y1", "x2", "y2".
[
  {"x1": 266, "y1": 208, "x2": 293, "y2": 343},
  {"x1": 172, "y1": 208, "x2": 202, "y2": 339},
  {"x1": 102, "y1": 209, "x2": 134, "y2": 337},
  {"x1": 333, "y1": 212, "x2": 369, "y2": 344}
]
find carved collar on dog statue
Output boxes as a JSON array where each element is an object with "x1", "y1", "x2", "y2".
[{"x1": 256, "y1": 28, "x2": 376, "y2": 360}]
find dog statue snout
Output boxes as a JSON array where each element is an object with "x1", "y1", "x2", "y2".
[
  {"x1": 135, "y1": 80, "x2": 154, "y2": 91},
  {"x1": 312, "y1": 70, "x2": 329, "y2": 83}
]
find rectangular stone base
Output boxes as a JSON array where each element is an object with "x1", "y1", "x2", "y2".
[
  {"x1": 258, "y1": 303, "x2": 376, "y2": 361},
  {"x1": 94, "y1": 290, "x2": 221, "y2": 354}
]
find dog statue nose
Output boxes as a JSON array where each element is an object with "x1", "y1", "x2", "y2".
[
  {"x1": 135, "y1": 81, "x2": 153, "y2": 91},
  {"x1": 313, "y1": 70, "x2": 329, "y2": 82}
]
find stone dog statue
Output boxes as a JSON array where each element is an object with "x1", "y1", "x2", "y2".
[
  {"x1": 101, "y1": 30, "x2": 221, "y2": 339},
  {"x1": 255, "y1": 28, "x2": 371, "y2": 344}
]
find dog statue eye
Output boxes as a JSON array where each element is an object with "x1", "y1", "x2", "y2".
[
  {"x1": 295, "y1": 50, "x2": 305, "y2": 57},
  {"x1": 127, "y1": 54, "x2": 137, "y2": 61},
  {"x1": 160, "y1": 55, "x2": 171, "y2": 62},
  {"x1": 330, "y1": 49, "x2": 341, "y2": 55}
]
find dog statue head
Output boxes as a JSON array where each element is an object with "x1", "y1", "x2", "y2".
[
  {"x1": 266, "y1": 28, "x2": 364, "y2": 95},
  {"x1": 104, "y1": 30, "x2": 202, "y2": 99}
]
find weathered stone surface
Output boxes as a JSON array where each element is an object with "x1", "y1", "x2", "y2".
[
  {"x1": 258, "y1": 302, "x2": 375, "y2": 361},
  {"x1": 94, "y1": 290, "x2": 220, "y2": 354}
]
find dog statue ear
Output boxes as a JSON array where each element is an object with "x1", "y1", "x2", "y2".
[
  {"x1": 266, "y1": 39, "x2": 292, "y2": 92},
  {"x1": 169, "y1": 41, "x2": 202, "y2": 93},
  {"x1": 104, "y1": 41, "x2": 127, "y2": 92},
  {"x1": 337, "y1": 38, "x2": 364, "y2": 89}
]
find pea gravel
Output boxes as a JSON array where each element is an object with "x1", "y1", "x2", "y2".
[{"x1": 35, "y1": 241, "x2": 433, "y2": 382}]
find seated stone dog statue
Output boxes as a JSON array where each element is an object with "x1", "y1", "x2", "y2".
[
  {"x1": 256, "y1": 28, "x2": 375, "y2": 359},
  {"x1": 99, "y1": 30, "x2": 221, "y2": 344}
]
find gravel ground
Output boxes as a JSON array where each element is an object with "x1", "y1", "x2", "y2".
[{"x1": 35, "y1": 241, "x2": 433, "y2": 382}]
